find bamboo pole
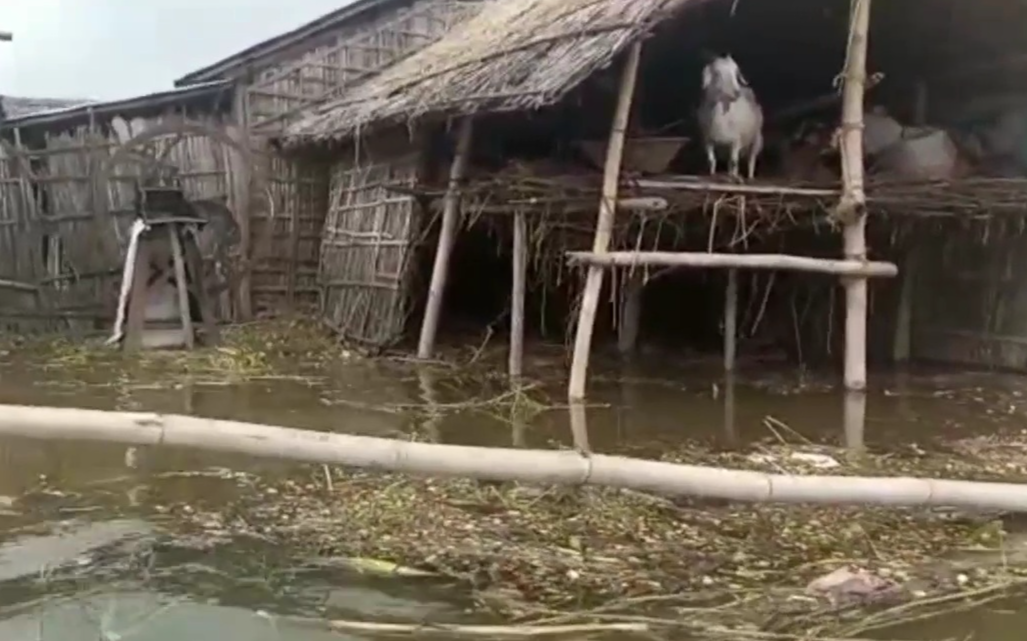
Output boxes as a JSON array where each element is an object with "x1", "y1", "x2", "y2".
[
  {"x1": 568, "y1": 42, "x2": 643, "y2": 401},
  {"x1": 618, "y1": 270, "x2": 643, "y2": 356},
  {"x1": 568, "y1": 251, "x2": 897, "y2": 277},
  {"x1": 0, "y1": 31, "x2": 11, "y2": 42},
  {"x1": 417, "y1": 118, "x2": 474, "y2": 359},
  {"x1": 509, "y1": 209, "x2": 527, "y2": 379},
  {"x1": 838, "y1": 0, "x2": 873, "y2": 392},
  {"x1": 724, "y1": 269, "x2": 738, "y2": 372},
  {"x1": 3, "y1": 403, "x2": 1027, "y2": 512}
]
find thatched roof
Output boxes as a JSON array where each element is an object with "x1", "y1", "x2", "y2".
[
  {"x1": 0, "y1": 95, "x2": 92, "y2": 121},
  {"x1": 282, "y1": 0, "x2": 690, "y2": 146}
]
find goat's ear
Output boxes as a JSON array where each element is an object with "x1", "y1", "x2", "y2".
[
  {"x1": 736, "y1": 69, "x2": 750, "y2": 87},
  {"x1": 702, "y1": 66, "x2": 713, "y2": 89}
]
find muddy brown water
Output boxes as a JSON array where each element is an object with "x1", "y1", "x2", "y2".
[{"x1": 1, "y1": 354, "x2": 1026, "y2": 640}]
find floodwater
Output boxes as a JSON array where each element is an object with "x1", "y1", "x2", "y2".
[{"x1": 1, "y1": 348, "x2": 1027, "y2": 640}]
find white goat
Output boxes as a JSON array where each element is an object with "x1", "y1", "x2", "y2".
[{"x1": 697, "y1": 55, "x2": 764, "y2": 179}]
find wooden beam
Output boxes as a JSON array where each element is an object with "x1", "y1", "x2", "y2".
[
  {"x1": 417, "y1": 117, "x2": 474, "y2": 359},
  {"x1": 567, "y1": 251, "x2": 897, "y2": 277},
  {"x1": 838, "y1": 0, "x2": 873, "y2": 393},
  {"x1": 568, "y1": 41, "x2": 643, "y2": 402},
  {"x1": 167, "y1": 225, "x2": 195, "y2": 350}
]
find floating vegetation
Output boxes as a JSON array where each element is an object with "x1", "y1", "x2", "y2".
[
  {"x1": 138, "y1": 428, "x2": 1027, "y2": 640},
  {"x1": 0, "y1": 318, "x2": 354, "y2": 387}
]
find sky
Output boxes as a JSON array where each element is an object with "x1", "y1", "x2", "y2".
[{"x1": 0, "y1": 0, "x2": 352, "y2": 101}]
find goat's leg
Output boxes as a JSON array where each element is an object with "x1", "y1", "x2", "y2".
[
  {"x1": 728, "y1": 143, "x2": 741, "y2": 181},
  {"x1": 706, "y1": 144, "x2": 717, "y2": 176},
  {"x1": 747, "y1": 132, "x2": 764, "y2": 181}
]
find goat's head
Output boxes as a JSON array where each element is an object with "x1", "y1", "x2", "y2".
[{"x1": 702, "y1": 55, "x2": 748, "y2": 102}]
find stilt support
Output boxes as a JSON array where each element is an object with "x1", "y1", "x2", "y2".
[
  {"x1": 618, "y1": 269, "x2": 643, "y2": 356},
  {"x1": 568, "y1": 42, "x2": 643, "y2": 401},
  {"x1": 417, "y1": 118, "x2": 474, "y2": 359},
  {"x1": 509, "y1": 210, "x2": 527, "y2": 379},
  {"x1": 838, "y1": 0, "x2": 874, "y2": 393},
  {"x1": 724, "y1": 269, "x2": 738, "y2": 372}
]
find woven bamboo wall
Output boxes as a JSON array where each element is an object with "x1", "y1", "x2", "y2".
[
  {"x1": 910, "y1": 222, "x2": 1027, "y2": 370},
  {"x1": 245, "y1": 0, "x2": 487, "y2": 134},
  {"x1": 0, "y1": 113, "x2": 238, "y2": 335},
  {"x1": 238, "y1": 0, "x2": 486, "y2": 317},
  {"x1": 248, "y1": 152, "x2": 328, "y2": 315},
  {"x1": 320, "y1": 134, "x2": 424, "y2": 347},
  {"x1": 0, "y1": 142, "x2": 49, "y2": 332}
]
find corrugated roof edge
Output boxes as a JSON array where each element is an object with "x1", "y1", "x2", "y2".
[{"x1": 0, "y1": 81, "x2": 234, "y2": 129}]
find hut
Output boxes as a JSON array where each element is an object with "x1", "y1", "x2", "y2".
[
  {"x1": 0, "y1": 0, "x2": 487, "y2": 335},
  {"x1": 173, "y1": 0, "x2": 490, "y2": 317},
  {"x1": 276, "y1": 0, "x2": 1027, "y2": 394}
]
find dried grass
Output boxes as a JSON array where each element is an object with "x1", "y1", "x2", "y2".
[{"x1": 283, "y1": 0, "x2": 695, "y2": 145}]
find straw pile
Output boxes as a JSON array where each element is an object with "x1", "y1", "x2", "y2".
[{"x1": 282, "y1": 0, "x2": 694, "y2": 146}]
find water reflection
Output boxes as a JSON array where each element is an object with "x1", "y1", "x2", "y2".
[
  {"x1": 843, "y1": 391, "x2": 867, "y2": 453},
  {"x1": 415, "y1": 367, "x2": 443, "y2": 443},
  {"x1": 568, "y1": 402, "x2": 592, "y2": 453}
]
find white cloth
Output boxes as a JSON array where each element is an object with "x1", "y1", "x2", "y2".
[{"x1": 106, "y1": 218, "x2": 150, "y2": 346}]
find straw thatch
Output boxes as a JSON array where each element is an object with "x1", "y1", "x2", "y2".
[{"x1": 282, "y1": 0, "x2": 693, "y2": 146}]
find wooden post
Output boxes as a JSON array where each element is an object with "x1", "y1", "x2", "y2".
[
  {"x1": 509, "y1": 209, "x2": 527, "y2": 379},
  {"x1": 838, "y1": 0, "x2": 873, "y2": 393},
  {"x1": 123, "y1": 240, "x2": 152, "y2": 352},
  {"x1": 618, "y1": 269, "x2": 643, "y2": 356},
  {"x1": 892, "y1": 245, "x2": 917, "y2": 363},
  {"x1": 417, "y1": 118, "x2": 474, "y2": 359},
  {"x1": 724, "y1": 269, "x2": 738, "y2": 372},
  {"x1": 183, "y1": 237, "x2": 220, "y2": 346},
  {"x1": 231, "y1": 87, "x2": 254, "y2": 320},
  {"x1": 568, "y1": 42, "x2": 643, "y2": 401},
  {"x1": 168, "y1": 226, "x2": 195, "y2": 350}
]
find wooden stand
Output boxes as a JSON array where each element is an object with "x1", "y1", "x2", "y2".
[{"x1": 121, "y1": 217, "x2": 218, "y2": 352}]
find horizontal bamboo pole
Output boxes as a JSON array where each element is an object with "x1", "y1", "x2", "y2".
[
  {"x1": 567, "y1": 251, "x2": 898, "y2": 277},
  {"x1": 634, "y1": 178, "x2": 838, "y2": 198},
  {"x1": 1, "y1": 404, "x2": 1027, "y2": 512},
  {"x1": 0, "y1": 278, "x2": 37, "y2": 292},
  {"x1": 0, "y1": 31, "x2": 11, "y2": 42}
]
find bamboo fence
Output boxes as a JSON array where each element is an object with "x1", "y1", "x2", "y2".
[
  {"x1": 3, "y1": 402, "x2": 1027, "y2": 512},
  {"x1": 320, "y1": 135, "x2": 424, "y2": 346}
]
